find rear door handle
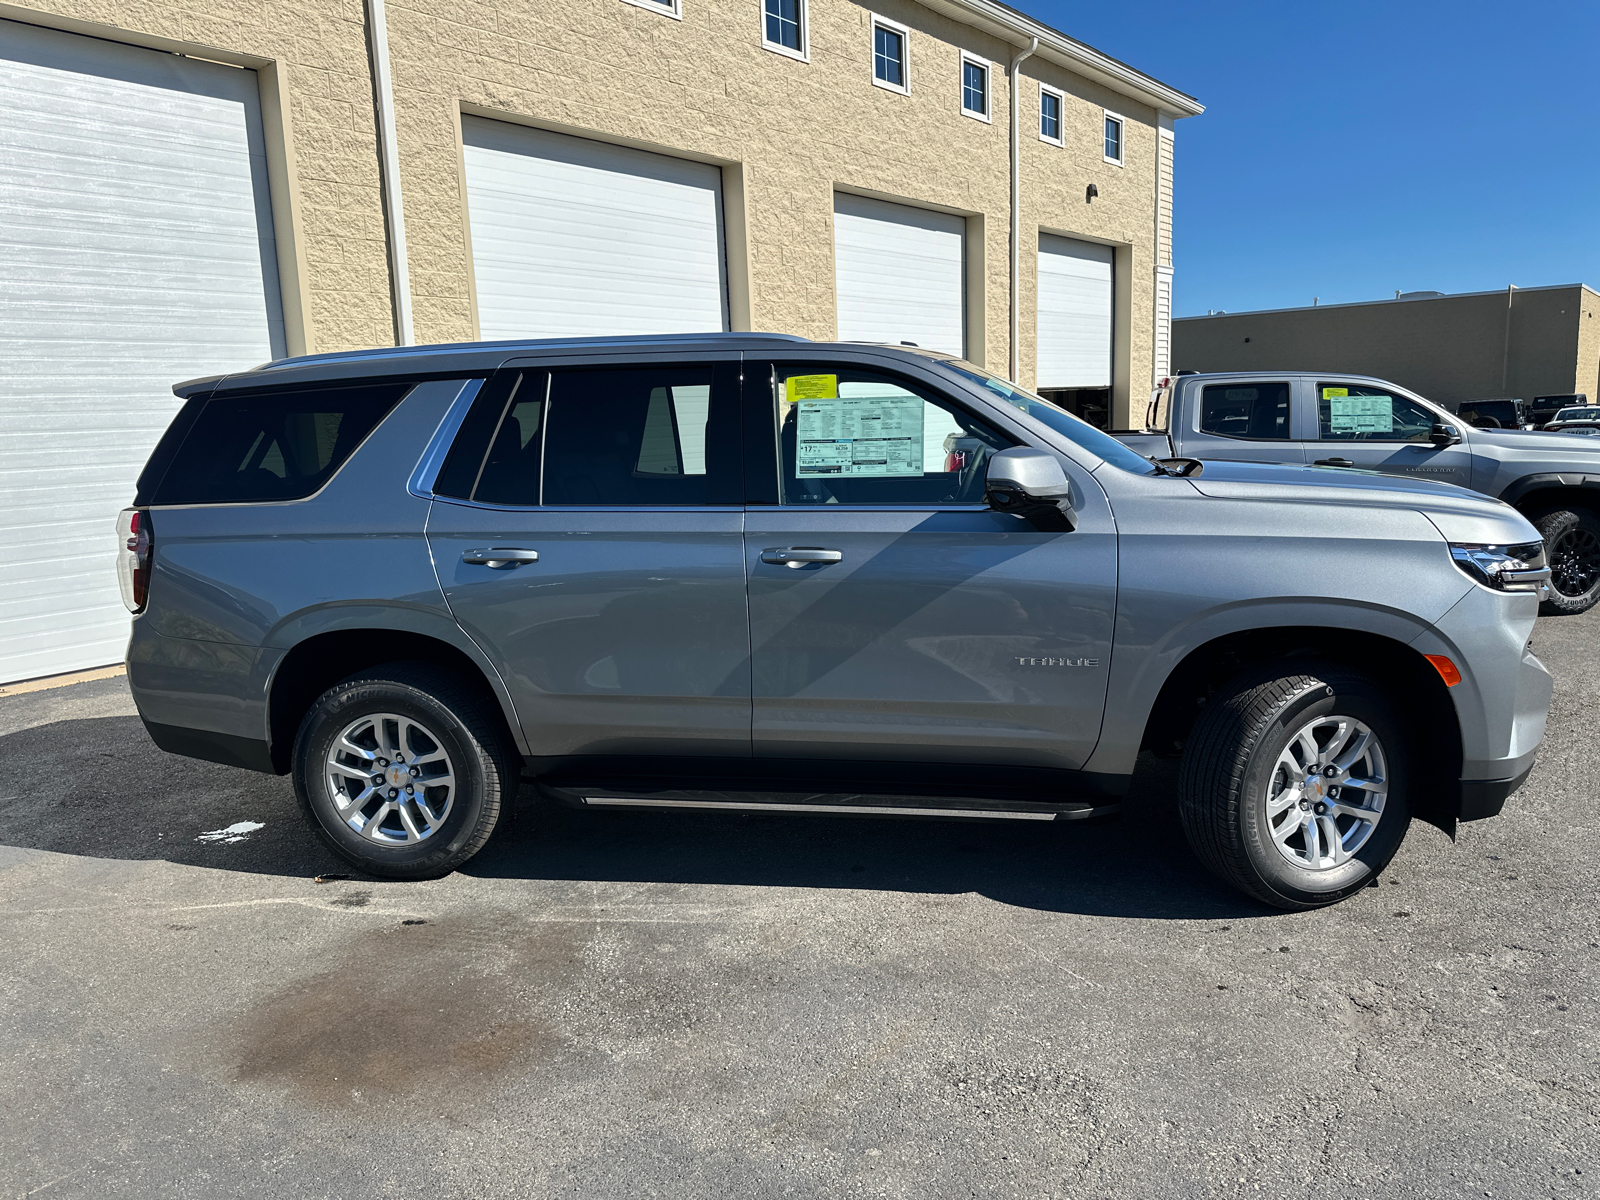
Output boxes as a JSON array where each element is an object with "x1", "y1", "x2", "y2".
[
  {"x1": 462, "y1": 547, "x2": 539, "y2": 568},
  {"x1": 760, "y1": 547, "x2": 843, "y2": 568},
  {"x1": 1313, "y1": 457, "x2": 1355, "y2": 467}
]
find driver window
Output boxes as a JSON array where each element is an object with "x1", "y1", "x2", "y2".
[
  {"x1": 1198, "y1": 382, "x2": 1290, "y2": 440},
  {"x1": 1317, "y1": 383, "x2": 1435, "y2": 443},
  {"x1": 771, "y1": 365, "x2": 1011, "y2": 505}
]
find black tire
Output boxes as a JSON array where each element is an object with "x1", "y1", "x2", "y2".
[
  {"x1": 1178, "y1": 665, "x2": 1412, "y2": 910},
  {"x1": 1534, "y1": 507, "x2": 1600, "y2": 616},
  {"x1": 292, "y1": 662, "x2": 518, "y2": 879}
]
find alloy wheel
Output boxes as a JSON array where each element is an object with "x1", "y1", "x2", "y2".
[
  {"x1": 1266, "y1": 715, "x2": 1388, "y2": 871},
  {"x1": 326, "y1": 712, "x2": 457, "y2": 844},
  {"x1": 1549, "y1": 526, "x2": 1600, "y2": 598}
]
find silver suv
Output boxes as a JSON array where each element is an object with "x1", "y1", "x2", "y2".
[{"x1": 120, "y1": 336, "x2": 1554, "y2": 910}]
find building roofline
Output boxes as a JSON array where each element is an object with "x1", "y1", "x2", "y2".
[
  {"x1": 925, "y1": 0, "x2": 1203, "y2": 117},
  {"x1": 1175, "y1": 283, "x2": 1598, "y2": 322}
]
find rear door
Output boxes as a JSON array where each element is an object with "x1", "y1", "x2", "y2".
[
  {"x1": 1308, "y1": 380, "x2": 1472, "y2": 487},
  {"x1": 426, "y1": 356, "x2": 751, "y2": 760},
  {"x1": 741, "y1": 358, "x2": 1116, "y2": 772},
  {"x1": 1179, "y1": 377, "x2": 1310, "y2": 465}
]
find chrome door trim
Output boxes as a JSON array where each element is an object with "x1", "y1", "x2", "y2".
[{"x1": 407, "y1": 377, "x2": 485, "y2": 498}]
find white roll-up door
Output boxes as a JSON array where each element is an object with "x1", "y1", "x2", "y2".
[
  {"x1": 833, "y1": 193, "x2": 965, "y2": 357},
  {"x1": 1036, "y1": 235, "x2": 1113, "y2": 388},
  {"x1": 0, "y1": 19, "x2": 284, "y2": 684},
  {"x1": 462, "y1": 117, "x2": 728, "y2": 340}
]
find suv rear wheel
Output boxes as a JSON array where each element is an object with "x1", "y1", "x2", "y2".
[
  {"x1": 1178, "y1": 665, "x2": 1412, "y2": 910},
  {"x1": 291, "y1": 663, "x2": 518, "y2": 879},
  {"x1": 1533, "y1": 508, "x2": 1600, "y2": 616}
]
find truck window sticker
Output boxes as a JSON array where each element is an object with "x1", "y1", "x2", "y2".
[{"x1": 1327, "y1": 394, "x2": 1394, "y2": 434}]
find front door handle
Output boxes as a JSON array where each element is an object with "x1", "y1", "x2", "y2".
[
  {"x1": 760, "y1": 547, "x2": 843, "y2": 568},
  {"x1": 1313, "y1": 457, "x2": 1355, "y2": 467},
  {"x1": 462, "y1": 547, "x2": 539, "y2": 568}
]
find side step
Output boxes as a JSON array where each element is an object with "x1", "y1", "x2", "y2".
[{"x1": 551, "y1": 787, "x2": 1118, "y2": 823}]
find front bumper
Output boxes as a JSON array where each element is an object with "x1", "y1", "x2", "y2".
[{"x1": 1455, "y1": 765, "x2": 1534, "y2": 822}]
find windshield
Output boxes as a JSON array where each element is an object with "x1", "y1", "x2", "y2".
[
  {"x1": 1555, "y1": 408, "x2": 1600, "y2": 421},
  {"x1": 935, "y1": 360, "x2": 1158, "y2": 475}
]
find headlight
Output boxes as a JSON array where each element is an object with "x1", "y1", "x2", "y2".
[{"x1": 1449, "y1": 540, "x2": 1550, "y2": 593}]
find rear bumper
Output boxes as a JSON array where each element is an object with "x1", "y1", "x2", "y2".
[{"x1": 142, "y1": 719, "x2": 277, "y2": 774}]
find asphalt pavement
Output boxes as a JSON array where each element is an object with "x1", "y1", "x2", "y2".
[{"x1": 2, "y1": 612, "x2": 1596, "y2": 1198}]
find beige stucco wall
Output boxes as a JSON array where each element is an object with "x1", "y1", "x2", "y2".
[
  {"x1": 1172, "y1": 286, "x2": 1600, "y2": 407},
  {"x1": 6, "y1": 0, "x2": 1186, "y2": 421}
]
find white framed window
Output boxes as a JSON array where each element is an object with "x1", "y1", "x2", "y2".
[
  {"x1": 621, "y1": 0, "x2": 682, "y2": 20},
  {"x1": 960, "y1": 52, "x2": 990, "y2": 122},
  {"x1": 1103, "y1": 109, "x2": 1125, "y2": 165},
  {"x1": 871, "y1": 15, "x2": 909, "y2": 94},
  {"x1": 1038, "y1": 83, "x2": 1064, "y2": 146},
  {"x1": 762, "y1": 0, "x2": 808, "y2": 61}
]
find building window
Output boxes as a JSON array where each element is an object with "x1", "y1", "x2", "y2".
[
  {"x1": 960, "y1": 53, "x2": 989, "y2": 121},
  {"x1": 620, "y1": 0, "x2": 682, "y2": 19},
  {"x1": 1103, "y1": 111, "x2": 1124, "y2": 164},
  {"x1": 872, "y1": 16, "x2": 908, "y2": 93},
  {"x1": 1039, "y1": 84, "x2": 1063, "y2": 145},
  {"x1": 763, "y1": 0, "x2": 807, "y2": 59}
]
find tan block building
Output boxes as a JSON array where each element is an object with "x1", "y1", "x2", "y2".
[
  {"x1": 0, "y1": 0, "x2": 1199, "y2": 682},
  {"x1": 1172, "y1": 285, "x2": 1600, "y2": 412}
]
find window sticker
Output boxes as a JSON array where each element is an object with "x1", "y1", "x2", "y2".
[
  {"x1": 785, "y1": 374, "x2": 838, "y2": 403},
  {"x1": 1322, "y1": 387, "x2": 1348, "y2": 399},
  {"x1": 795, "y1": 396, "x2": 924, "y2": 476},
  {"x1": 1329, "y1": 395, "x2": 1394, "y2": 434}
]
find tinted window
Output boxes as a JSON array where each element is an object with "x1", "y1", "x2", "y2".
[
  {"x1": 935, "y1": 360, "x2": 1157, "y2": 475},
  {"x1": 541, "y1": 366, "x2": 738, "y2": 505},
  {"x1": 1317, "y1": 383, "x2": 1436, "y2": 442},
  {"x1": 1199, "y1": 382, "x2": 1290, "y2": 440},
  {"x1": 770, "y1": 365, "x2": 1010, "y2": 505},
  {"x1": 151, "y1": 383, "x2": 408, "y2": 504},
  {"x1": 472, "y1": 374, "x2": 548, "y2": 506}
]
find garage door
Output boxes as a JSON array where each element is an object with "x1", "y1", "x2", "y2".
[
  {"x1": 0, "y1": 19, "x2": 284, "y2": 684},
  {"x1": 462, "y1": 117, "x2": 728, "y2": 340},
  {"x1": 1036, "y1": 235, "x2": 1113, "y2": 388},
  {"x1": 833, "y1": 193, "x2": 965, "y2": 357}
]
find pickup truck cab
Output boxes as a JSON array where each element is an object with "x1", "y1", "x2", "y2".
[{"x1": 1121, "y1": 371, "x2": 1600, "y2": 614}]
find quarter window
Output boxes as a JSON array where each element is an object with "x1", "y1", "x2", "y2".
[
  {"x1": 872, "y1": 18, "x2": 908, "y2": 92},
  {"x1": 960, "y1": 54, "x2": 989, "y2": 120},
  {"x1": 1199, "y1": 382, "x2": 1291, "y2": 441},
  {"x1": 1039, "y1": 85, "x2": 1063, "y2": 144},
  {"x1": 763, "y1": 0, "x2": 806, "y2": 57},
  {"x1": 1317, "y1": 383, "x2": 1438, "y2": 443},
  {"x1": 1103, "y1": 111, "x2": 1124, "y2": 163},
  {"x1": 769, "y1": 364, "x2": 1011, "y2": 505}
]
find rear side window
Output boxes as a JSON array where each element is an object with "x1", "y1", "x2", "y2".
[
  {"x1": 151, "y1": 383, "x2": 408, "y2": 504},
  {"x1": 1199, "y1": 382, "x2": 1290, "y2": 440}
]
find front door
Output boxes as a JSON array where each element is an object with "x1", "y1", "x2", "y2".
[
  {"x1": 426, "y1": 360, "x2": 751, "y2": 759},
  {"x1": 742, "y1": 360, "x2": 1116, "y2": 772},
  {"x1": 1309, "y1": 380, "x2": 1473, "y2": 487}
]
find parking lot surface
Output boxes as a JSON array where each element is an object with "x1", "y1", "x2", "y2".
[{"x1": 2, "y1": 613, "x2": 1597, "y2": 1199}]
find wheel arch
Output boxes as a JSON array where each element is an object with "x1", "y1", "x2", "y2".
[
  {"x1": 265, "y1": 627, "x2": 523, "y2": 774},
  {"x1": 1139, "y1": 626, "x2": 1463, "y2": 832},
  {"x1": 1499, "y1": 474, "x2": 1600, "y2": 517}
]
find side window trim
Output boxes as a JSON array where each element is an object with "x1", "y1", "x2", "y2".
[{"x1": 407, "y1": 377, "x2": 486, "y2": 498}]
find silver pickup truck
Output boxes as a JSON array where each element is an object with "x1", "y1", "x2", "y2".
[{"x1": 1118, "y1": 371, "x2": 1600, "y2": 614}]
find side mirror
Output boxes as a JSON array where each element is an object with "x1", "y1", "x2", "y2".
[
  {"x1": 1431, "y1": 423, "x2": 1463, "y2": 448},
  {"x1": 986, "y1": 448, "x2": 1076, "y2": 532}
]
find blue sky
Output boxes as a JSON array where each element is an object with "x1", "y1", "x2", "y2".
[{"x1": 1025, "y1": 0, "x2": 1600, "y2": 317}]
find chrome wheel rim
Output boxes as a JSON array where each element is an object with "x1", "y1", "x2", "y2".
[
  {"x1": 1266, "y1": 714, "x2": 1387, "y2": 871},
  {"x1": 326, "y1": 713, "x2": 457, "y2": 844},
  {"x1": 1549, "y1": 527, "x2": 1600, "y2": 597}
]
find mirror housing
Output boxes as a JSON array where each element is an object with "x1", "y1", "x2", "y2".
[
  {"x1": 1431, "y1": 423, "x2": 1463, "y2": 448},
  {"x1": 985, "y1": 448, "x2": 1076, "y2": 532}
]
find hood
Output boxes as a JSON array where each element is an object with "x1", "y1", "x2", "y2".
[
  {"x1": 1469, "y1": 427, "x2": 1600, "y2": 453},
  {"x1": 1187, "y1": 459, "x2": 1539, "y2": 545}
]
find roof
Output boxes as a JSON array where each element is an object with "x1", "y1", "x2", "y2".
[
  {"x1": 1176, "y1": 282, "x2": 1598, "y2": 323},
  {"x1": 930, "y1": 0, "x2": 1202, "y2": 117}
]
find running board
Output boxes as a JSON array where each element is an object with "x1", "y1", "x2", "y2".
[{"x1": 567, "y1": 789, "x2": 1118, "y2": 822}]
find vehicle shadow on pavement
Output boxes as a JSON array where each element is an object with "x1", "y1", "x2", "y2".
[{"x1": 0, "y1": 714, "x2": 1268, "y2": 919}]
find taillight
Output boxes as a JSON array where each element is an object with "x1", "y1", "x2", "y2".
[{"x1": 116, "y1": 508, "x2": 152, "y2": 613}]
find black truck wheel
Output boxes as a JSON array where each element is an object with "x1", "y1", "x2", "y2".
[{"x1": 1535, "y1": 508, "x2": 1600, "y2": 616}]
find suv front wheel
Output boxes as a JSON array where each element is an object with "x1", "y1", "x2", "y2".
[
  {"x1": 1534, "y1": 508, "x2": 1600, "y2": 616},
  {"x1": 292, "y1": 663, "x2": 518, "y2": 879},
  {"x1": 1178, "y1": 665, "x2": 1412, "y2": 910}
]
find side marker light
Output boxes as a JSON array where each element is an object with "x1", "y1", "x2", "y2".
[{"x1": 1424, "y1": 655, "x2": 1462, "y2": 687}]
